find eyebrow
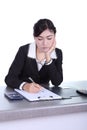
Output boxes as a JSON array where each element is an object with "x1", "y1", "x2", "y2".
[{"x1": 38, "y1": 35, "x2": 54, "y2": 38}]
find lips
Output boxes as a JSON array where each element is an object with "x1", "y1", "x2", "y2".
[{"x1": 42, "y1": 47, "x2": 49, "y2": 50}]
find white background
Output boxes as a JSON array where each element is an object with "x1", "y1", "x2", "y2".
[{"x1": 0, "y1": 0, "x2": 87, "y2": 86}]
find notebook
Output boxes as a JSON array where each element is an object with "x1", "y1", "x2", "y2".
[{"x1": 15, "y1": 87, "x2": 62, "y2": 101}]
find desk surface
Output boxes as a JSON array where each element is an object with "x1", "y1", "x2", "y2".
[{"x1": 0, "y1": 80, "x2": 87, "y2": 122}]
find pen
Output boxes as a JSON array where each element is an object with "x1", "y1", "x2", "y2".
[
  {"x1": 28, "y1": 77, "x2": 42, "y2": 91},
  {"x1": 28, "y1": 77, "x2": 34, "y2": 82}
]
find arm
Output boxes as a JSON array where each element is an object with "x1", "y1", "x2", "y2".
[
  {"x1": 44, "y1": 39, "x2": 63, "y2": 86},
  {"x1": 5, "y1": 44, "x2": 42, "y2": 92},
  {"x1": 45, "y1": 48, "x2": 63, "y2": 86},
  {"x1": 5, "y1": 44, "x2": 29, "y2": 89}
]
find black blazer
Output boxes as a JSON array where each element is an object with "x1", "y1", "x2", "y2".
[{"x1": 5, "y1": 44, "x2": 63, "y2": 89}]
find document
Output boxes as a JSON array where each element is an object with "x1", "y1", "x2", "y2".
[{"x1": 15, "y1": 87, "x2": 62, "y2": 101}]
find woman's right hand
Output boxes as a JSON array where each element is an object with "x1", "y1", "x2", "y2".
[{"x1": 22, "y1": 83, "x2": 42, "y2": 93}]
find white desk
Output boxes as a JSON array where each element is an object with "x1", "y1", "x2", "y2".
[{"x1": 0, "y1": 81, "x2": 87, "y2": 130}]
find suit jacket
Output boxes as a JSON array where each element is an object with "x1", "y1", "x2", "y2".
[{"x1": 5, "y1": 43, "x2": 63, "y2": 89}]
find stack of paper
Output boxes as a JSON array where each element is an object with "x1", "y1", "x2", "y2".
[{"x1": 15, "y1": 87, "x2": 62, "y2": 101}]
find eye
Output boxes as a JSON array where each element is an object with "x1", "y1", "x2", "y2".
[
  {"x1": 38, "y1": 38, "x2": 43, "y2": 40},
  {"x1": 37, "y1": 37, "x2": 43, "y2": 40},
  {"x1": 47, "y1": 37, "x2": 52, "y2": 40}
]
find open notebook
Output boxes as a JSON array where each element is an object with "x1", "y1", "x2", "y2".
[{"x1": 15, "y1": 87, "x2": 62, "y2": 101}]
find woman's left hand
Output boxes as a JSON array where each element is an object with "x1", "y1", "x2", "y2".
[{"x1": 45, "y1": 40, "x2": 56, "y2": 62}]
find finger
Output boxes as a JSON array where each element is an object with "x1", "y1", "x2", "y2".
[
  {"x1": 34, "y1": 83, "x2": 42, "y2": 89},
  {"x1": 32, "y1": 86, "x2": 41, "y2": 93},
  {"x1": 30, "y1": 83, "x2": 42, "y2": 92}
]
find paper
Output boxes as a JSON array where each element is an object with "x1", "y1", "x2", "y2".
[{"x1": 15, "y1": 87, "x2": 62, "y2": 101}]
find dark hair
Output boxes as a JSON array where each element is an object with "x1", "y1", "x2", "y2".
[{"x1": 33, "y1": 18, "x2": 56, "y2": 37}]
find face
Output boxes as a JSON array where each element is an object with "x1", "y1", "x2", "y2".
[{"x1": 34, "y1": 29, "x2": 55, "y2": 53}]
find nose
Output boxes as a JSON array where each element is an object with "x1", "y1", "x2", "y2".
[{"x1": 42, "y1": 39, "x2": 47, "y2": 46}]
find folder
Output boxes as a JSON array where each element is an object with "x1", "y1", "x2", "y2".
[{"x1": 15, "y1": 87, "x2": 62, "y2": 101}]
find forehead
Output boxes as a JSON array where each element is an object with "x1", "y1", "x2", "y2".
[{"x1": 39, "y1": 29, "x2": 54, "y2": 37}]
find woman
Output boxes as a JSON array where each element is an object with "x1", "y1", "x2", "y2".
[{"x1": 5, "y1": 18, "x2": 63, "y2": 93}]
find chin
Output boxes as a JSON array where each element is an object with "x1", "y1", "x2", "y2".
[
  {"x1": 42, "y1": 50, "x2": 49, "y2": 53},
  {"x1": 41, "y1": 48, "x2": 49, "y2": 52}
]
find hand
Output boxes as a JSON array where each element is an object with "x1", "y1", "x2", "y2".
[
  {"x1": 47, "y1": 40, "x2": 56, "y2": 55},
  {"x1": 22, "y1": 83, "x2": 42, "y2": 93},
  {"x1": 45, "y1": 40, "x2": 56, "y2": 62}
]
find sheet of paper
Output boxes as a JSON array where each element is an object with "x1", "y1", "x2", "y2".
[{"x1": 15, "y1": 87, "x2": 62, "y2": 101}]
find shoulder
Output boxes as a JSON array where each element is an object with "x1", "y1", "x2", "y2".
[
  {"x1": 18, "y1": 43, "x2": 31, "y2": 54},
  {"x1": 55, "y1": 48, "x2": 63, "y2": 55},
  {"x1": 19, "y1": 43, "x2": 30, "y2": 50},
  {"x1": 55, "y1": 48, "x2": 63, "y2": 60},
  {"x1": 15, "y1": 43, "x2": 31, "y2": 58}
]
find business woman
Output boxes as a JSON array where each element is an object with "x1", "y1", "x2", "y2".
[{"x1": 5, "y1": 18, "x2": 63, "y2": 93}]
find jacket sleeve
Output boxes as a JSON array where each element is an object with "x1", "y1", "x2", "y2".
[
  {"x1": 45, "y1": 48, "x2": 63, "y2": 86},
  {"x1": 5, "y1": 44, "x2": 29, "y2": 89}
]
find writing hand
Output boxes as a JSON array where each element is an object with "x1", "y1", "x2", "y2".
[{"x1": 22, "y1": 83, "x2": 42, "y2": 93}]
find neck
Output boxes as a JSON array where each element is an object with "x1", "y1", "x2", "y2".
[{"x1": 36, "y1": 48, "x2": 45, "y2": 62}]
